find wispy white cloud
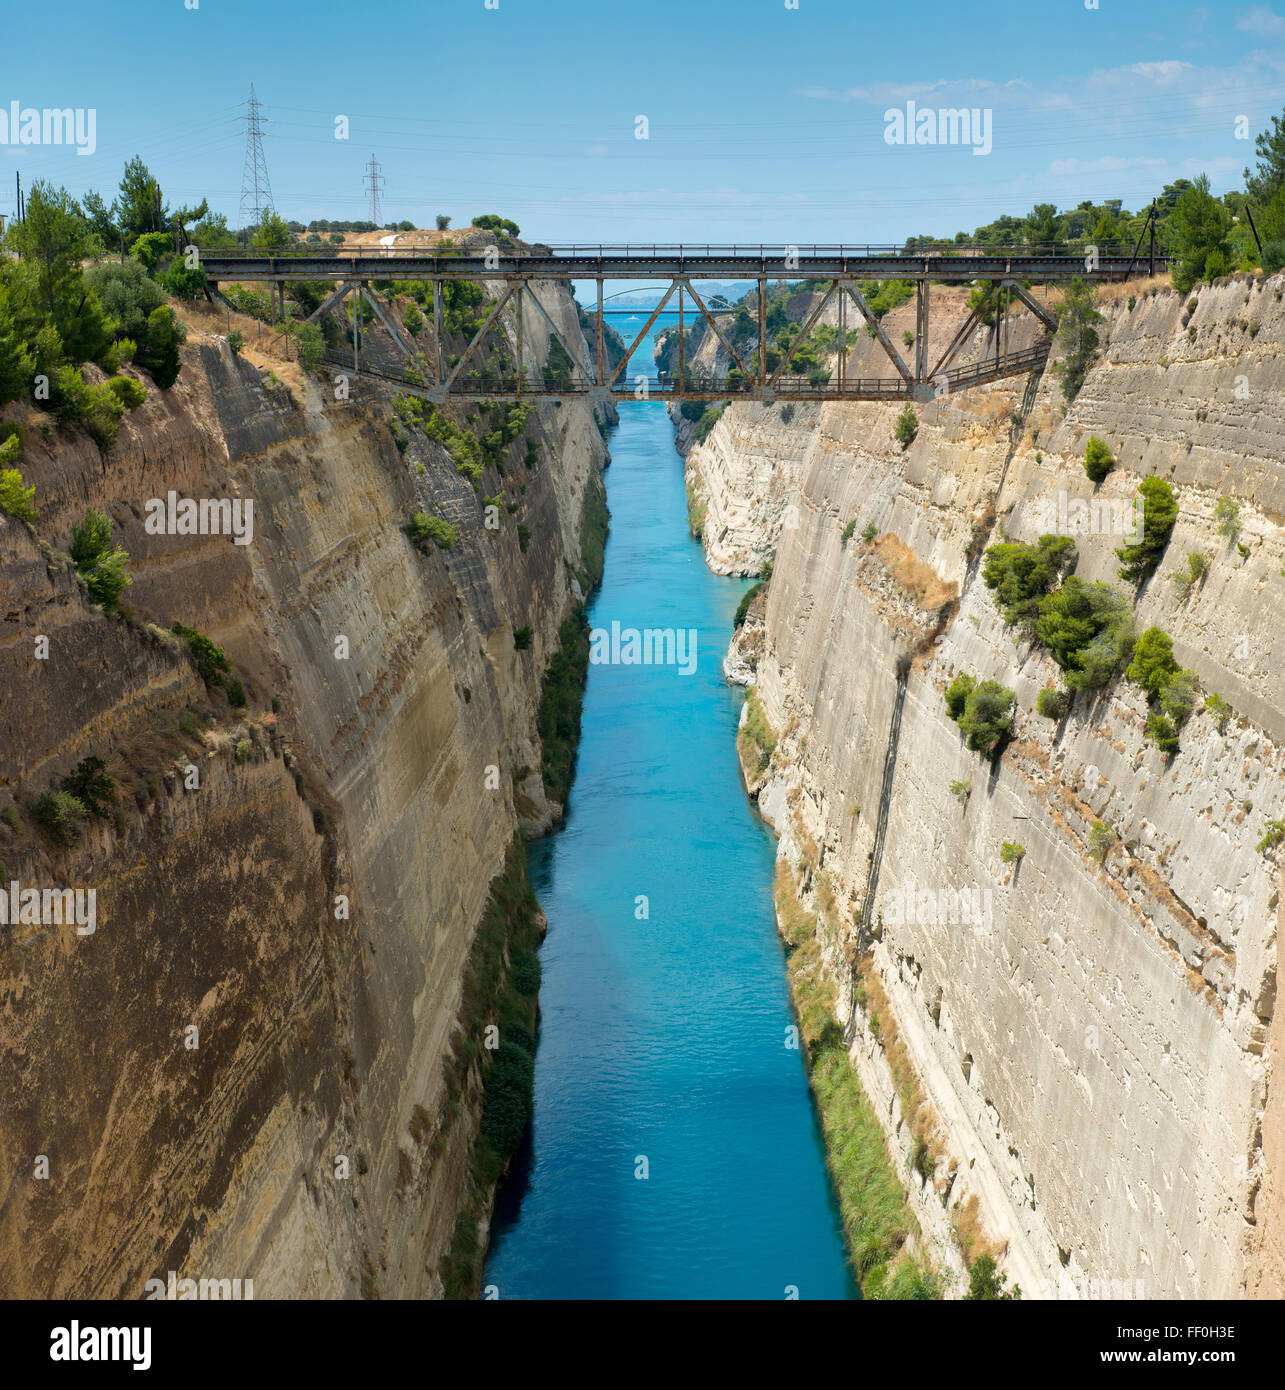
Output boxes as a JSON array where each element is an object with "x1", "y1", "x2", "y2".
[{"x1": 1237, "y1": 5, "x2": 1285, "y2": 37}]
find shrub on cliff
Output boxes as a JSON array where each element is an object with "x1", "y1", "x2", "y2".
[
  {"x1": 957, "y1": 680, "x2": 1016, "y2": 753},
  {"x1": 171, "y1": 623, "x2": 230, "y2": 684},
  {"x1": 1146, "y1": 711, "x2": 1180, "y2": 754},
  {"x1": 894, "y1": 403, "x2": 918, "y2": 450},
  {"x1": 479, "y1": 1041, "x2": 535, "y2": 1158},
  {"x1": 1035, "y1": 577, "x2": 1135, "y2": 689},
  {"x1": 1126, "y1": 627, "x2": 1179, "y2": 698},
  {"x1": 32, "y1": 790, "x2": 88, "y2": 846},
  {"x1": 107, "y1": 375, "x2": 147, "y2": 409},
  {"x1": 1116, "y1": 476, "x2": 1177, "y2": 585},
  {"x1": 61, "y1": 756, "x2": 115, "y2": 818},
  {"x1": 70, "y1": 509, "x2": 132, "y2": 610},
  {"x1": 1053, "y1": 278, "x2": 1101, "y2": 405},
  {"x1": 982, "y1": 534, "x2": 1076, "y2": 628},
  {"x1": 0, "y1": 435, "x2": 37, "y2": 522},
  {"x1": 734, "y1": 582, "x2": 764, "y2": 628},
  {"x1": 1083, "y1": 436, "x2": 1113, "y2": 484},
  {"x1": 134, "y1": 305, "x2": 186, "y2": 389},
  {"x1": 537, "y1": 609, "x2": 591, "y2": 803},
  {"x1": 944, "y1": 673, "x2": 975, "y2": 721},
  {"x1": 1036, "y1": 686, "x2": 1070, "y2": 720},
  {"x1": 964, "y1": 1253, "x2": 1021, "y2": 1300},
  {"x1": 404, "y1": 512, "x2": 459, "y2": 551}
]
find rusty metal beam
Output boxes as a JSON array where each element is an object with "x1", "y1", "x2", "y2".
[
  {"x1": 928, "y1": 281, "x2": 1000, "y2": 381},
  {"x1": 1000, "y1": 278, "x2": 1059, "y2": 333},
  {"x1": 362, "y1": 284, "x2": 434, "y2": 382},
  {"x1": 608, "y1": 282, "x2": 677, "y2": 386},
  {"x1": 432, "y1": 280, "x2": 444, "y2": 384},
  {"x1": 681, "y1": 278, "x2": 753, "y2": 386},
  {"x1": 521, "y1": 280, "x2": 593, "y2": 385},
  {"x1": 445, "y1": 284, "x2": 516, "y2": 392},
  {"x1": 768, "y1": 280, "x2": 837, "y2": 389},
  {"x1": 840, "y1": 283, "x2": 912, "y2": 384}
]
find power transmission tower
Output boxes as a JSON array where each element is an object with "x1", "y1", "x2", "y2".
[
  {"x1": 238, "y1": 84, "x2": 275, "y2": 232},
  {"x1": 364, "y1": 154, "x2": 385, "y2": 227}
]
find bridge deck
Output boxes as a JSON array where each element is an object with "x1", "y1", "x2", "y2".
[{"x1": 202, "y1": 244, "x2": 1162, "y2": 284}]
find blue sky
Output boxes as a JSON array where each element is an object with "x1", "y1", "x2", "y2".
[{"x1": 3, "y1": 0, "x2": 1283, "y2": 243}]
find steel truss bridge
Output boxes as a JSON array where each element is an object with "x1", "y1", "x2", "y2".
[{"x1": 198, "y1": 243, "x2": 1167, "y2": 405}]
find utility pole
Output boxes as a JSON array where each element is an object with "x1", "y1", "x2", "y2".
[
  {"x1": 1148, "y1": 201, "x2": 1156, "y2": 278},
  {"x1": 237, "y1": 84, "x2": 275, "y2": 234},
  {"x1": 364, "y1": 154, "x2": 385, "y2": 227}
]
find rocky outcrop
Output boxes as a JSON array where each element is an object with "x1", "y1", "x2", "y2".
[
  {"x1": 0, "y1": 281, "x2": 607, "y2": 1298},
  {"x1": 690, "y1": 271, "x2": 1285, "y2": 1298}
]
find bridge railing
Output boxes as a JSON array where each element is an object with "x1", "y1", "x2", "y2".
[{"x1": 200, "y1": 240, "x2": 1154, "y2": 262}]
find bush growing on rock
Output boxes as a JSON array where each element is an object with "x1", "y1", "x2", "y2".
[
  {"x1": 1126, "y1": 627, "x2": 1179, "y2": 698},
  {"x1": 1204, "y1": 692, "x2": 1232, "y2": 731},
  {"x1": 1116, "y1": 476, "x2": 1177, "y2": 585},
  {"x1": 957, "y1": 680, "x2": 1015, "y2": 753},
  {"x1": 894, "y1": 403, "x2": 918, "y2": 450},
  {"x1": 999, "y1": 841, "x2": 1025, "y2": 865},
  {"x1": 982, "y1": 534, "x2": 1076, "y2": 628},
  {"x1": 107, "y1": 375, "x2": 147, "y2": 409},
  {"x1": 1036, "y1": 686, "x2": 1070, "y2": 720},
  {"x1": 1034, "y1": 577, "x2": 1135, "y2": 690},
  {"x1": 1083, "y1": 436, "x2": 1113, "y2": 483},
  {"x1": 404, "y1": 512, "x2": 459, "y2": 551},
  {"x1": 32, "y1": 790, "x2": 88, "y2": 846},
  {"x1": 944, "y1": 673, "x2": 976, "y2": 721},
  {"x1": 1146, "y1": 711, "x2": 1180, "y2": 754},
  {"x1": 70, "y1": 509, "x2": 132, "y2": 609}
]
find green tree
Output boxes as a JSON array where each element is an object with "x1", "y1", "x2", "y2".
[
  {"x1": 116, "y1": 157, "x2": 166, "y2": 244},
  {"x1": 964, "y1": 1254, "x2": 1020, "y2": 1300},
  {"x1": 69, "y1": 509, "x2": 132, "y2": 609},
  {"x1": 250, "y1": 212, "x2": 293, "y2": 250},
  {"x1": 1127, "y1": 627, "x2": 1179, "y2": 697},
  {"x1": 135, "y1": 306, "x2": 186, "y2": 389},
  {"x1": 1035, "y1": 577, "x2": 1136, "y2": 689},
  {"x1": 1025, "y1": 202, "x2": 1065, "y2": 248},
  {"x1": 1169, "y1": 175, "x2": 1233, "y2": 293},
  {"x1": 982, "y1": 535, "x2": 1077, "y2": 628},
  {"x1": 894, "y1": 403, "x2": 918, "y2": 449},
  {"x1": 958, "y1": 680, "x2": 1015, "y2": 753},
  {"x1": 1116, "y1": 476, "x2": 1178, "y2": 584},
  {"x1": 1084, "y1": 436, "x2": 1113, "y2": 483},
  {"x1": 7, "y1": 182, "x2": 93, "y2": 320},
  {"x1": 1054, "y1": 278, "x2": 1101, "y2": 405},
  {"x1": 1245, "y1": 108, "x2": 1285, "y2": 204}
]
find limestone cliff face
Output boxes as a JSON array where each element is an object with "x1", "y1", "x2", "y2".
[
  {"x1": 694, "y1": 272, "x2": 1285, "y2": 1298},
  {"x1": 0, "y1": 283, "x2": 607, "y2": 1298}
]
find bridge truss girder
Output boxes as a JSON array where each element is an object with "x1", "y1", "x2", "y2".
[{"x1": 296, "y1": 272, "x2": 1057, "y2": 406}]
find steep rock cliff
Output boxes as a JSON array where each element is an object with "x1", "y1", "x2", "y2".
[
  {"x1": 693, "y1": 272, "x2": 1285, "y2": 1298},
  {"x1": 0, "y1": 280, "x2": 607, "y2": 1298}
]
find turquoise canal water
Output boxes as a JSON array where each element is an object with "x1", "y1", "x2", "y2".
[{"x1": 483, "y1": 313, "x2": 855, "y2": 1300}]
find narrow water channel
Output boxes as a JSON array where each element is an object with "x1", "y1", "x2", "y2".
[{"x1": 485, "y1": 314, "x2": 855, "y2": 1300}]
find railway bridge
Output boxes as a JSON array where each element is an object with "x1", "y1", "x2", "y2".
[{"x1": 196, "y1": 241, "x2": 1167, "y2": 405}]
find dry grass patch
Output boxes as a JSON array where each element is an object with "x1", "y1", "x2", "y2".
[{"x1": 871, "y1": 534, "x2": 957, "y2": 609}]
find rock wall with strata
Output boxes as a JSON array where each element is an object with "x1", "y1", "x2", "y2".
[
  {"x1": 695, "y1": 272, "x2": 1285, "y2": 1298},
  {"x1": 0, "y1": 279, "x2": 607, "y2": 1298}
]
